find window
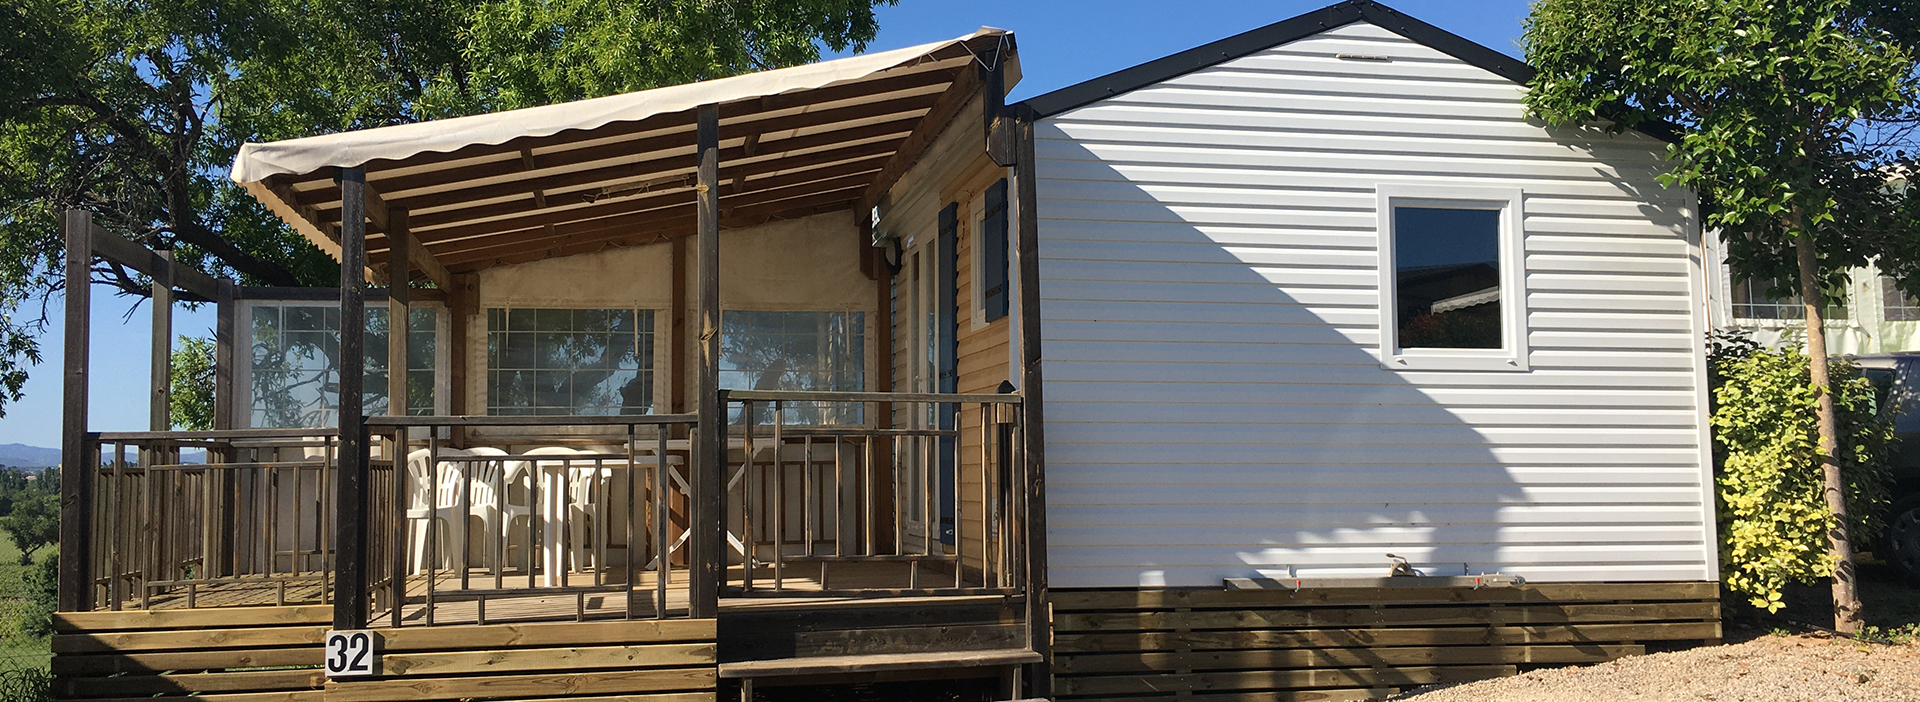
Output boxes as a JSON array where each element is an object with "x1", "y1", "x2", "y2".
[
  {"x1": 1884, "y1": 276, "x2": 1920, "y2": 322},
  {"x1": 978, "y1": 178, "x2": 1010, "y2": 322},
  {"x1": 1376, "y1": 185, "x2": 1527, "y2": 371},
  {"x1": 486, "y1": 308, "x2": 655, "y2": 415},
  {"x1": 247, "y1": 304, "x2": 439, "y2": 428},
  {"x1": 720, "y1": 311, "x2": 866, "y2": 425},
  {"x1": 1730, "y1": 275, "x2": 1846, "y2": 321}
]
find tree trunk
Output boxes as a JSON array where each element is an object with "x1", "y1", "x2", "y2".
[{"x1": 1795, "y1": 233, "x2": 1864, "y2": 633}]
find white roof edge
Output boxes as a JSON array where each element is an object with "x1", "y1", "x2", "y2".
[{"x1": 231, "y1": 27, "x2": 1015, "y2": 185}]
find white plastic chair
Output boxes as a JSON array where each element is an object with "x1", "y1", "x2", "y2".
[
  {"x1": 405, "y1": 447, "x2": 471, "y2": 573},
  {"x1": 461, "y1": 447, "x2": 517, "y2": 569}
]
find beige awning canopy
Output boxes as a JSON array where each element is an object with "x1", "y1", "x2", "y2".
[{"x1": 231, "y1": 28, "x2": 1017, "y2": 280}]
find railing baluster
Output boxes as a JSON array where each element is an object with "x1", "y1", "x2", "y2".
[
  {"x1": 426, "y1": 432, "x2": 439, "y2": 626},
  {"x1": 528, "y1": 440, "x2": 540, "y2": 593},
  {"x1": 593, "y1": 455, "x2": 606, "y2": 589},
  {"x1": 953, "y1": 400, "x2": 965, "y2": 591},
  {"x1": 863, "y1": 433, "x2": 874, "y2": 558},
  {"x1": 772, "y1": 400, "x2": 784, "y2": 591},
  {"x1": 391, "y1": 426, "x2": 407, "y2": 626},
  {"x1": 461, "y1": 452, "x2": 473, "y2": 593},
  {"x1": 742, "y1": 400, "x2": 755, "y2": 591},
  {"x1": 656, "y1": 429, "x2": 669, "y2": 618},
  {"x1": 625, "y1": 424, "x2": 637, "y2": 620}
]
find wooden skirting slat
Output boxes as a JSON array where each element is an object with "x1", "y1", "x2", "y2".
[
  {"x1": 1051, "y1": 582, "x2": 1720, "y2": 701},
  {"x1": 489, "y1": 694, "x2": 721, "y2": 702},
  {"x1": 1058, "y1": 664, "x2": 1518, "y2": 696},
  {"x1": 1056, "y1": 643, "x2": 1643, "y2": 674},
  {"x1": 1053, "y1": 581, "x2": 1718, "y2": 611},
  {"x1": 54, "y1": 606, "x2": 334, "y2": 632},
  {"x1": 1058, "y1": 601, "x2": 1719, "y2": 632},
  {"x1": 380, "y1": 642, "x2": 717, "y2": 675},
  {"x1": 53, "y1": 647, "x2": 321, "y2": 676},
  {"x1": 54, "y1": 624, "x2": 329, "y2": 653},
  {"x1": 377, "y1": 618, "x2": 716, "y2": 652},
  {"x1": 53, "y1": 606, "x2": 719, "y2": 702},
  {"x1": 1055, "y1": 620, "x2": 1722, "y2": 653},
  {"x1": 60, "y1": 669, "x2": 326, "y2": 698},
  {"x1": 77, "y1": 692, "x2": 325, "y2": 702},
  {"x1": 320, "y1": 667, "x2": 718, "y2": 701}
]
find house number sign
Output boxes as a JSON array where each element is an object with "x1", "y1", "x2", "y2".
[{"x1": 323, "y1": 630, "x2": 376, "y2": 677}]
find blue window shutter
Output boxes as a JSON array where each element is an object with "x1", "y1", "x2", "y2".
[{"x1": 982, "y1": 179, "x2": 1010, "y2": 321}]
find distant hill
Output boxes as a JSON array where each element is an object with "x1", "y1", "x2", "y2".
[
  {"x1": 0, "y1": 443, "x2": 60, "y2": 468},
  {"x1": 0, "y1": 443, "x2": 209, "y2": 468}
]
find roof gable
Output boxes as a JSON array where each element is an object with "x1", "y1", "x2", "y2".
[{"x1": 1021, "y1": 0, "x2": 1533, "y2": 117}]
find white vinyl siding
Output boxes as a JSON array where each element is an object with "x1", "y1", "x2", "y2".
[{"x1": 1034, "y1": 21, "x2": 1712, "y2": 588}]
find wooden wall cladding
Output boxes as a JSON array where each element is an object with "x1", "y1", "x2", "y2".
[
  {"x1": 1050, "y1": 582, "x2": 1721, "y2": 702},
  {"x1": 52, "y1": 606, "x2": 718, "y2": 702}
]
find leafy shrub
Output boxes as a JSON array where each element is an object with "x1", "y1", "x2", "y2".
[
  {"x1": 18, "y1": 554, "x2": 53, "y2": 638},
  {"x1": 0, "y1": 666, "x2": 50, "y2": 702},
  {"x1": 1708, "y1": 332, "x2": 1895, "y2": 610}
]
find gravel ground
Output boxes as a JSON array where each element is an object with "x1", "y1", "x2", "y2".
[{"x1": 1393, "y1": 634, "x2": 1920, "y2": 702}]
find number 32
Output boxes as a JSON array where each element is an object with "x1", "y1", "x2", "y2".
[{"x1": 324, "y1": 631, "x2": 375, "y2": 677}]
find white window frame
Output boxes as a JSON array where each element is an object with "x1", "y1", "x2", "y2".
[{"x1": 1375, "y1": 184, "x2": 1529, "y2": 372}]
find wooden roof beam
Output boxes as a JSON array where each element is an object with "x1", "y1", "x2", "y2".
[
  {"x1": 394, "y1": 130, "x2": 906, "y2": 235},
  {"x1": 362, "y1": 183, "x2": 453, "y2": 290},
  {"x1": 296, "y1": 86, "x2": 948, "y2": 211},
  {"x1": 440, "y1": 190, "x2": 863, "y2": 271},
  {"x1": 423, "y1": 171, "x2": 878, "y2": 262}
]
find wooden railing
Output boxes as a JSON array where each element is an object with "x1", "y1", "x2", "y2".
[
  {"x1": 73, "y1": 391, "x2": 1028, "y2": 620},
  {"x1": 722, "y1": 389, "x2": 1027, "y2": 597},
  {"x1": 362, "y1": 414, "x2": 699, "y2": 626},
  {"x1": 83, "y1": 428, "x2": 343, "y2": 611}
]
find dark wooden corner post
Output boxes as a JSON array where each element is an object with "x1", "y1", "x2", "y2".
[
  {"x1": 692, "y1": 104, "x2": 723, "y2": 619},
  {"x1": 387, "y1": 207, "x2": 411, "y2": 417},
  {"x1": 150, "y1": 248, "x2": 173, "y2": 433},
  {"x1": 214, "y1": 281, "x2": 236, "y2": 432},
  {"x1": 336, "y1": 167, "x2": 372, "y2": 629},
  {"x1": 1011, "y1": 105, "x2": 1052, "y2": 698},
  {"x1": 58, "y1": 210, "x2": 94, "y2": 612}
]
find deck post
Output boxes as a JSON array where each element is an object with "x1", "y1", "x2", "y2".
[
  {"x1": 1011, "y1": 106, "x2": 1052, "y2": 697},
  {"x1": 336, "y1": 167, "x2": 371, "y2": 629},
  {"x1": 212, "y1": 279, "x2": 236, "y2": 578},
  {"x1": 387, "y1": 207, "x2": 410, "y2": 418},
  {"x1": 59, "y1": 209, "x2": 94, "y2": 612},
  {"x1": 150, "y1": 247, "x2": 172, "y2": 432},
  {"x1": 692, "y1": 103, "x2": 723, "y2": 618},
  {"x1": 214, "y1": 280, "x2": 236, "y2": 431}
]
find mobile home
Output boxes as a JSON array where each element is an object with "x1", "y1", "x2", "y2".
[{"x1": 51, "y1": 3, "x2": 1719, "y2": 701}]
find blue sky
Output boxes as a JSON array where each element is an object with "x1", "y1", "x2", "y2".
[{"x1": 0, "y1": 0, "x2": 1533, "y2": 446}]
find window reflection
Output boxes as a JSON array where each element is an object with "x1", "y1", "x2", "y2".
[
  {"x1": 486, "y1": 308, "x2": 655, "y2": 416},
  {"x1": 249, "y1": 304, "x2": 437, "y2": 428},
  {"x1": 1393, "y1": 207, "x2": 1502, "y2": 350},
  {"x1": 720, "y1": 311, "x2": 866, "y2": 425}
]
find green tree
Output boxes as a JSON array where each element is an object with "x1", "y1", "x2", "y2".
[
  {"x1": 1524, "y1": 0, "x2": 1920, "y2": 633},
  {"x1": 0, "y1": 0, "x2": 894, "y2": 418},
  {"x1": 170, "y1": 335, "x2": 216, "y2": 431},
  {"x1": 0, "y1": 489, "x2": 56, "y2": 565}
]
